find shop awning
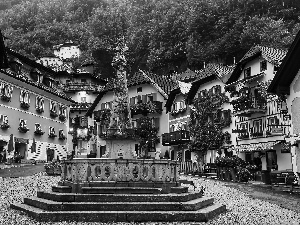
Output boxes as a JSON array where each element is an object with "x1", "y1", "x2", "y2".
[{"x1": 231, "y1": 141, "x2": 283, "y2": 153}]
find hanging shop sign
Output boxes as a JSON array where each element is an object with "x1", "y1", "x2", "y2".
[
  {"x1": 232, "y1": 141, "x2": 282, "y2": 152},
  {"x1": 14, "y1": 137, "x2": 29, "y2": 144}
]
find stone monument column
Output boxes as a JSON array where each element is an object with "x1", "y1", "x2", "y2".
[{"x1": 103, "y1": 38, "x2": 137, "y2": 159}]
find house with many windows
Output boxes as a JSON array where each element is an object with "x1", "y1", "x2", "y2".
[
  {"x1": 268, "y1": 30, "x2": 300, "y2": 174},
  {"x1": 163, "y1": 65, "x2": 234, "y2": 173},
  {"x1": 85, "y1": 71, "x2": 177, "y2": 159},
  {"x1": 0, "y1": 46, "x2": 74, "y2": 163},
  {"x1": 225, "y1": 45, "x2": 289, "y2": 172}
]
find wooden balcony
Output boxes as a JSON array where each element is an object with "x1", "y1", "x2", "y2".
[
  {"x1": 231, "y1": 95, "x2": 267, "y2": 117},
  {"x1": 63, "y1": 82, "x2": 101, "y2": 93},
  {"x1": 70, "y1": 103, "x2": 92, "y2": 111},
  {"x1": 162, "y1": 130, "x2": 190, "y2": 146},
  {"x1": 130, "y1": 101, "x2": 163, "y2": 116}
]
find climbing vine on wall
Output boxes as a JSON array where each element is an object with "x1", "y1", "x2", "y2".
[{"x1": 188, "y1": 89, "x2": 229, "y2": 154}]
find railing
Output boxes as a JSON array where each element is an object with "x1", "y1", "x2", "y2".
[
  {"x1": 70, "y1": 103, "x2": 92, "y2": 111},
  {"x1": 60, "y1": 158, "x2": 179, "y2": 183},
  {"x1": 130, "y1": 101, "x2": 163, "y2": 116},
  {"x1": 63, "y1": 83, "x2": 101, "y2": 92},
  {"x1": 162, "y1": 130, "x2": 190, "y2": 146},
  {"x1": 179, "y1": 161, "x2": 203, "y2": 175},
  {"x1": 231, "y1": 95, "x2": 267, "y2": 114}
]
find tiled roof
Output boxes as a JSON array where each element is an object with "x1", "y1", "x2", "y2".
[
  {"x1": 240, "y1": 45, "x2": 287, "y2": 66},
  {"x1": 102, "y1": 70, "x2": 178, "y2": 98}
]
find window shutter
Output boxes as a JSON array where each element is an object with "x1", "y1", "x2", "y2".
[
  {"x1": 137, "y1": 95, "x2": 142, "y2": 103},
  {"x1": 152, "y1": 93, "x2": 157, "y2": 101},
  {"x1": 154, "y1": 118, "x2": 159, "y2": 129},
  {"x1": 142, "y1": 95, "x2": 147, "y2": 103},
  {"x1": 93, "y1": 121, "x2": 97, "y2": 135},
  {"x1": 101, "y1": 103, "x2": 105, "y2": 109},
  {"x1": 209, "y1": 88, "x2": 213, "y2": 96},
  {"x1": 216, "y1": 85, "x2": 221, "y2": 94},
  {"x1": 130, "y1": 97, "x2": 135, "y2": 105}
]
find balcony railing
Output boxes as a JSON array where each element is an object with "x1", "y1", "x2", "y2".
[
  {"x1": 70, "y1": 103, "x2": 92, "y2": 111},
  {"x1": 63, "y1": 82, "x2": 102, "y2": 92},
  {"x1": 231, "y1": 95, "x2": 267, "y2": 116},
  {"x1": 130, "y1": 101, "x2": 163, "y2": 116},
  {"x1": 100, "y1": 128, "x2": 139, "y2": 140},
  {"x1": 162, "y1": 130, "x2": 190, "y2": 146}
]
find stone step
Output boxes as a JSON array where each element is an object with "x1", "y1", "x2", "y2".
[
  {"x1": 10, "y1": 202, "x2": 226, "y2": 222},
  {"x1": 37, "y1": 191, "x2": 203, "y2": 202},
  {"x1": 81, "y1": 187, "x2": 162, "y2": 194},
  {"x1": 24, "y1": 196, "x2": 214, "y2": 211},
  {"x1": 52, "y1": 186, "x2": 72, "y2": 193}
]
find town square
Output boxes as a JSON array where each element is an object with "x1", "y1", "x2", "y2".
[{"x1": 1, "y1": 0, "x2": 300, "y2": 224}]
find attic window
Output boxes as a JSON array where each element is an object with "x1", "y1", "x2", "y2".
[
  {"x1": 244, "y1": 67, "x2": 251, "y2": 79},
  {"x1": 260, "y1": 60, "x2": 267, "y2": 72},
  {"x1": 137, "y1": 87, "x2": 142, "y2": 93}
]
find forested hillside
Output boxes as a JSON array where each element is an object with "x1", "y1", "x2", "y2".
[{"x1": 1, "y1": 0, "x2": 300, "y2": 77}]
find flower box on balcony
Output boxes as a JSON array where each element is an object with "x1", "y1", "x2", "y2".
[
  {"x1": 50, "y1": 111, "x2": 58, "y2": 118},
  {"x1": 48, "y1": 133, "x2": 57, "y2": 138},
  {"x1": 18, "y1": 127, "x2": 29, "y2": 133},
  {"x1": 1, "y1": 95, "x2": 11, "y2": 102},
  {"x1": 20, "y1": 102, "x2": 30, "y2": 110},
  {"x1": 238, "y1": 133, "x2": 250, "y2": 139},
  {"x1": 36, "y1": 107, "x2": 44, "y2": 113},
  {"x1": 231, "y1": 95, "x2": 267, "y2": 116},
  {"x1": 34, "y1": 130, "x2": 44, "y2": 135},
  {"x1": 59, "y1": 114, "x2": 66, "y2": 121},
  {"x1": 0, "y1": 123, "x2": 10, "y2": 129},
  {"x1": 251, "y1": 132, "x2": 264, "y2": 138},
  {"x1": 131, "y1": 101, "x2": 162, "y2": 116}
]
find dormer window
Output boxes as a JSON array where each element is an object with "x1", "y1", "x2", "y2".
[
  {"x1": 260, "y1": 60, "x2": 267, "y2": 72},
  {"x1": 244, "y1": 67, "x2": 251, "y2": 79},
  {"x1": 9, "y1": 58, "x2": 22, "y2": 74},
  {"x1": 20, "y1": 90, "x2": 30, "y2": 109},
  {"x1": 30, "y1": 68, "x2": 43, "y2": 83}
]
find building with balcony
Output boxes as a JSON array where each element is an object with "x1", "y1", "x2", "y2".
[
  {"x1": 164, "y1": 65, "x2": 234, "y2": 171},
  {"x1": 85, "y1": 70, "x2": 177, "y2": 159},
  {"x1": 268, "y1": 29, "x2": 300, "y2": 174},
  {"x1": 225, "y1": 45, "x2": 290, "y2": 171},
  {"x1": 0, "y1": 45, "x2": 75, "y2": 163}
]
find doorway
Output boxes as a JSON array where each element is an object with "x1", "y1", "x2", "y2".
[
  {"x1": 15, "y1": 142, "x2": 27, "y2": 160},
  {"x1": 266, "y1": 150, "x2": 277, "y2": 170},
  {"x1": 47, "y1": 148, "x2": 55, "y2": 162}
]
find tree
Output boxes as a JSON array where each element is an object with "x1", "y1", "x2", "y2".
[{"x1": 188, "y1": 91, "x2": 229, "y2": 156}]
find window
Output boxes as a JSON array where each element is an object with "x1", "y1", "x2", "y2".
[
  {"x1": 50, "y1": 101, "x2": 58, "y2": 117},
  {"x1": 59, "y1": 130, "x2": 66, "y2": 140},
  {"x1": 20, "y1": 90, "x2": 30, "y2": 109},
  {"x1": 137, "y1": 87, "x2": 142, "y2": 93},
  {"x1": 260, "y1": 60, "x2": 267, "y2": 72},
  {"x1": 0, "y1": 115, "x2": 9, "y2": 129},
  {"x1": 34, "y1": 123, "x2": 44, "y2": 135},
  {"x1": 1, "y1": 84, "x2": 13, "y2": 101},
  {"x1": 35, "y1": 96, "x2": 44, "y2": 113},
  {"x1": 66, "y1": 80, "x2": 70, "y2": 84},
  {"x1": 81, "y1": 79, "x2": 86, "y2": 83},
  {"x1": 147, "y1": 95, "x2": 154, "y2": 102},
  {"x1": 252, "y1": 119, "x2": 263, "y2": 136},
  {"x1": 49, "y1": 127, "x2": 56, "y2": 137},
  {"x1": 19, "y1": 119, "x2": 29, "y2": 132},
  {"x1": 267, "y1": 117, "x2": 280, "y2": 133},
  {"x1": 81, "y1": 97, "x2": 86, "y2": 103},
  {"x1": 244, "y1": 67, "x2": 251, "y2": 78}
]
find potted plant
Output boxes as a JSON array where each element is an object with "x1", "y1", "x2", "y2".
[
  {"x1": 236, "y1": 167, "x2": 252, "y2": 182},
  {"x1": 44, "y1": 160, "x2": 62, "y2": 175}
]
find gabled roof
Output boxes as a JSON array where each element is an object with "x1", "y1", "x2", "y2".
[
  {"x1": 226, "y1": 45, "x2": 287, "y2": 84},
  {"x1": 268, "y1": 30, "x2": 300, "y2": 95},
  {"x1": 165, "y1": 64, "x2": 233, "y2": 112},
  {"x1": 86, "y1": 70, "x2": 177, "y2": 116},
  {"x1": 3, "y1": 48, "x2": 74, "y2": 103}
]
